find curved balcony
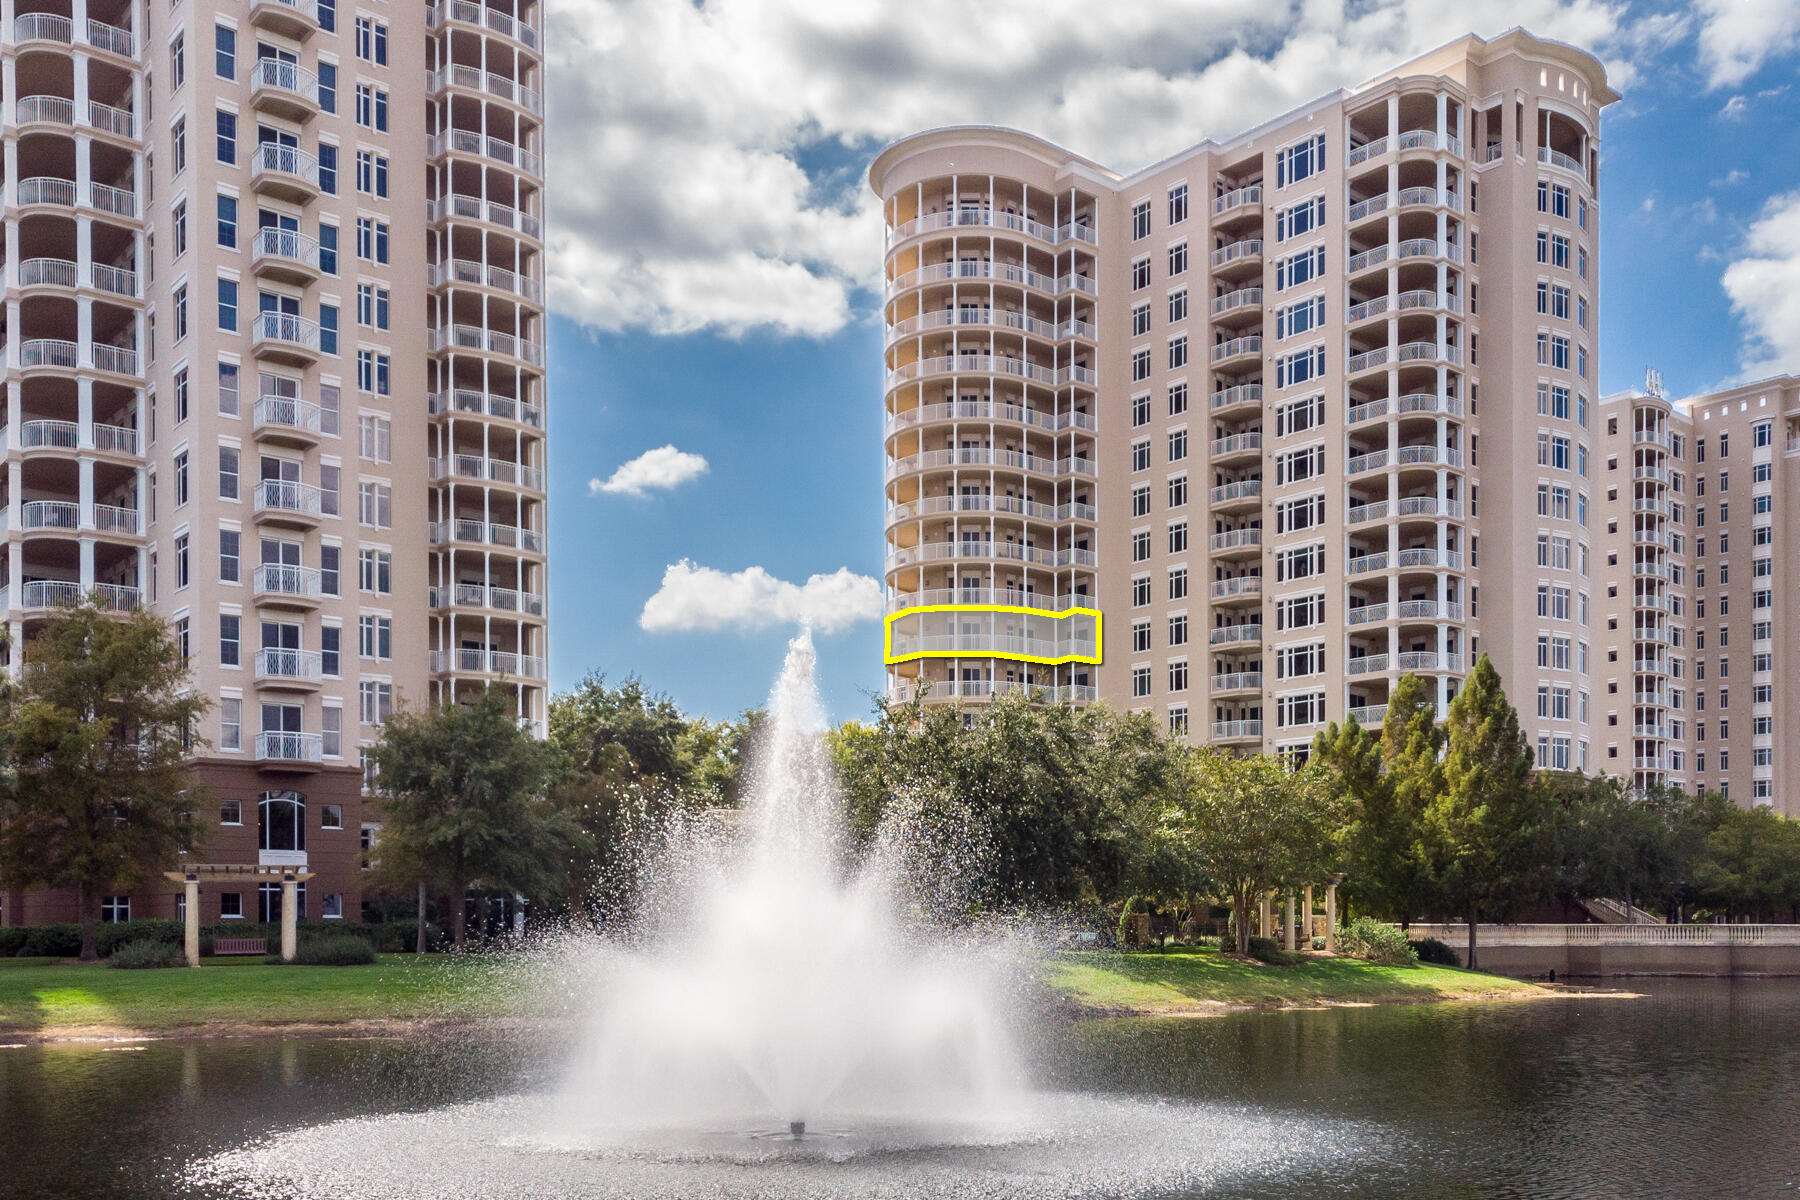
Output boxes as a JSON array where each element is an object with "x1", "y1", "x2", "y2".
[
  {"x1": 1207, "y1": 479, "x2": 1262, "y2": 511},
  {"x1": 252, "y1": 394, "x2": 325, "y2": 445},
  {"x1": 17, "y1": 257, "x2": 79, "y2": 293},
  {"x1": 884, "y1": 679, "x2": 1099, "y2": 705},
  {"x1": 886, "y1": 493, "x2": 1096, "y2": 528},
  {"x1": 20, "y1": 501, "x2": 81, "y2": 533},
  {"x1": 1397, "y1": 650, "x2": 1463, "y2": 672},
  {"x1": 252, "y1": 0, "x2": 321, "y2": 36},
  {"x1": 1209, "y1": 576, "x2": 1262, "y2": 604},
  {"x1": 1209, "y1": 238, "x2": 1263, "y2": 275},
  {"x1": 1209, "y1": 287, "x2": 1264, "y2": 321},
  {"x1": 15, "y1": 95, "x2": 75, "y2": 129},
  {"x1": 255, "y1": 730, "x2": 323, "y2": 766},
  {"x1": 1346, "y1": 550, "x2": 1390, "y2": 575},
  {"x1": 252, "y1": 478, "x2": 325, "y2": 526},
  {"x1": 1394, "y1": 444, "x2": 1464, "y2": 470},
  {"x1": 1209, "y1": 431, "x2": 1262, "y2": 462},
  {"x1": 886, "y1": 399, "x2": 1096, "y2": 437},
  {"x1": 429, "y1": 128, "x2": 544, "y2": 179},
  {"x1": 426, "y1": 193, "x2": 544, "y2": 240},
  {"x1": 886, "y1": 205, "x2": 1061, "y2": 248},
  {"x1": 428, "y1": 518, "x2": 546, "y2": 554},
  {"x1": 1209, "y1": 671, "x2": 1263, "y2": 696},
  {"x1": 430, "y1": 453, "x2": 547, "y2": 492},
  {"x1": 427, "y1": 259, "x2": 545, "y2": 305},
  {"x1": 84, "y1": 18, "x2": 136, "y2": 56},
  {"x1": 885, "y1": 307, "x2": 1095, "y2": 346},
  {"x1": 251, "y1": 58, "x2": 322, "y2": 119},
  {"x1": 885, "y1": 540, "x2": 1093, "y2": 571},
  {"x1": 430, "y1": 65, "x2": 545, "y2": 117},
  {"x1": 1346, "y1": 500, "x2": 1388, "y2": 525},
  {"x1": 1396, "y1": 599, "x2": 1466, "y2": 622},
  {"x1": 1395, "y1": 496, "x2": 1464, "y2": 520},
  {"x1": 18, "y1": 580, "x2": 84, "y2": 611},
  {"x1": 1395, "y1": 392, "x2": 1465, "y2": 419},
  {"x1": 429, "y1": 582, "x2": 547, "y2": 617},
  {"x1": 1396, "y1": 130, "x2": 1463, "y2": 157},
  {"x1": 252, "y1": 227, "x2": 324, "y2": 283},
  {"x1": 251, "y1": 142, "x2": 322, "y2": 200},
  {"x1": 252, "y1": 311, "x2": 323, "y2": 363},
  {"x1": 1347, "y1": 603, "x2": 1389, "y2": 626},
  {"x1": 1209, "y1": 383, "x2": 1262, "y2": 415},
  {"x1": 1396, "y1": 340, "x2": 1463, "y2": 367},
  {"x1": 1396, "y1": 238, "x2": 1463, "y2": 265},
  {"x1": 886, "y1": 608, "x2": 1100, "y2": 667},
  {"x1": 254, "y1": 647, "x2": 324, "y2": 688},
  {"x1": 428, "y1": 388, "x2": 546, "y2": 429},
  {"x1": 1538, "y1": 145, "x2": 1585, "y2": 177},
  {"x1": 886, "y1": 259, "x2": 1060, "y2": 298},
  {"x1": 885, "y1": 447, "x2": 1093, "y2": 484},
  {"x1": 1210, "y1": 335, "x2": 1262, "y2": 368},
  {"x1": 429, "y1": 0, "x2": 543, "y2": 52},
  {"x1": 428, "y1": 324, "x2": 547, "y2": 368},
  {"x1": 1208, "y1": 527, "x2": 1262, "y2": 557},
  {"x1": 1347, "y1": 346, "x2": 1390, "y2": 376},
  {"x1": 1395, "y1": 547, "x2": 1464, "y2": 571},
  {"x1": 252, "y1": 562, "x2": 323, "y2": 606},
  {"x1": 15, "y1": 177, "x2": 76, "y2": 210},
  {"x1": 1346, "y1": 654, "x2": 1389, "y2": 677},
  {"x1": 429, "y1": 647, "x2": 549, "y2": 681},
  {"x1": 19, "y1": 420, "x2": 80, "y2": 451},
  {"x1": 886, "y1": 353, "x2": 1098, "y2": 393},
  {"x1": 12, "y1": 13, "x2": 73, "y2": 43}
]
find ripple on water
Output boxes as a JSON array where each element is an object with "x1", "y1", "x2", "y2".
[{"x1": 185, "y1": 1091, "x2": 1384, "y2": 1199}]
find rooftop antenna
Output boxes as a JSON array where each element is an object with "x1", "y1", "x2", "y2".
[{"x1": 1645, "y1": 367, "x2": 1665, "y2": 399}]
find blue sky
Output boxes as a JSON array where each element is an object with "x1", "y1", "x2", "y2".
[{"x1": 540, "y1": 0, "x2": 1800, "y2": 724}]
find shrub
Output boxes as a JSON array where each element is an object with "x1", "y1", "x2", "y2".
[
  {"x1": 107, "y1": 939, "x2": 186, "y2": 969},
  {"x1": 1218, "y1": 933, "x2": 1297, "y2": 964},
  {"x1": 1338, "y1": 917, "x2": 1419, "y2": 966},
  {"x1": 20, "y1": 924, "x2": 82, "y2": 958},
  {"x1": 98, "y1": 919, "x2": 183, "y2": 958},
  {"x1": 0, "y1": 928, "x2": 28, "y2": 957},
  {"x1": 1413, "y1": 936, "x2": 1461, "y2": 967},
  {"x1": 1311, "y1": 935, "x2": 1327, "y2": 951},
  {"x1": 278, "y1": 934, "x2": 377, "y2": 966}
]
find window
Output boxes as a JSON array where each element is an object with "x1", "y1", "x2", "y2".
[
  {"x1": 1131, "y1": 439, "x2": 1151, "y2": 472},
  {"x1": 173, "y1": 201, "x2": 189, "y2": 257},
  {"x1": 355, "y1": 15, "x2": 388, "y2": 64},
  {"x1": 1275, "y1": 196, "x2": 1325, "y2": 241},
  {"x1": 355, "y1": 84, "x2": 389, "y2": 131},
  {"x1": 219, "y1": 361, "x2": 240, "y2": 416},
  {"x1": 1276, "y1": 642, "x2": 1326, "y2": 679},
  {"x1": 174, "y1": 368, "x2": 191, "y2": 425},
  {"x1": 320, "y1": 544, "x2": 340, "y2": 595},
  {"x1": 1131, "y1": 199, "x2": 1151, "y2": 240},
  {"x1": 1131, "y1": 257, "x2": 1151, "y2": 290},
  {"x1": 173, "y1": 285, "x2": 189, "y2": 341},
  {"x1": 1167, "y1": 241, "x2": 1188, "y2": 275},
  {"x1": 1168, "y1": 288, "x2": 1188, "y2": 324},
  {"x1": 1168, "y1": 336, "x2": 1188, "y2": 370},
  {"x1": 1167, "y1": 613, "x2": 1189, "y2": 646},
  {"x1": 216, "y1": 109, "x2": 236, "y2": 164},
  {"x1": 1276, "y1": 493, "x2": 1325, "y2": 533},
  {"x1": 1131, "y1": 530, "x2": 1151, "y2": 563},
  {"x1": 356, "y1": 217, "x2": 389, "y2": 264},
  {"x1": 359, "y1": 680, "x2": 394, "y2": 725},
  {"x1": 320, "y1": 624, "x2": 341, "y2": 676},
  {"x1": 175, "y1": 531, "x2": 191, "y2": 587},
  {"x1": 220, "y1": 528, "x2": 240, "y2": 582},
  {"x1": 1275, "y1": 445, "x2": 1325, "y2": 485},
  {"x1": 1275, "y1": 691, "x2": 1327, "y2": 728},
  {"x1": 1132, "y1": 666, "x2": 1152, "y2": 698},
  {"x1": 1276, "y1": 543, "x2": 1325, "y2": 582},
  {"x1": 175, "y1": 616, "x2": 191, "y2": 660},
  {"x1": 357, "y1": 351, "x2": 391, "y2": 395},
  {"x1": 1276, "y1": 296, "x2": 1325, "y2": 339},
  {"x1": 318, "y1": 143, "x2": 337, "y2": 193},
  {"x1": 1168, "y1": 706, "x2": 1189, "y2": 736},
  {"x1": 1168, "y1": 660, "x2": 1189, "y2": 692},
  {"x1": 1168, "y1": 520, "x2": 1188, "y2": 554},
  {"x1": 215, "y1": 24, "x2": 236, "y2": 78},
  {"x1": 1167, "y1": 184, "x2": 1188, "y2": 225},
  {"x1": 1275, "y1": 593, "x2": 1326, "y2": 631},
  {"x1": 1276, "y1": 394, "x2": 1325, "y2": 437},
  {"x1": 1130, "y1": 302, "x2": 1151, "y2": 337},
  {"x1": 1167, "y1": 383, "x2": 1187, "y2": 416},
  {"x1": 217, "y1": 194, "x2": 238, "y2": 247},
  {"x1": 322, "y1": 893, "x2": 344, "y2": 919},
  {"x1": 1132, "y1": 620, "x2": 1152, "y2": 653},
  {"x1": 218, "y1": 278, "x2": 239, "y2": 331},
  {"x1": 1131, "y1": 485, "x2": 1151, "y2": 518},
  {"x1": 221, "y1": 797, "x2": 244, "y2": 825},
  {"x1": 102, "y1": 896, "x2": 131, "y2": 923},
  {"x1": 220, "y1": 892, "x2": 244, "y2": 919},
  {"x1": 170, "y1": 31, "x2": 186, "y2": 89},
  {"x1": 174, "y1": 450, "x2": 191, "y2": 507},
  {"x1": 318, "y1": 62, "x2": 336, "y2": 113},
  {"x1": 1276, "y1": 134, "x2": 1324, "y2": 186},
  {"x1": 358, "y1": 483, "x2": 391, "y2": 528},
  {"x1": 1275, "y1": 346, "x2": 1324, "y2": 388},
  {"x1": 319, "y1": 304, "x2": 338, "y2": 355},
  {"x1": 1132, "y1": 575, "x2": 1151, "y2": 607},
  {"x1": 1167, "y1": 567, "x2": 1188, "y2": 601},
  {"x1": 356, "y1": 150, "x2": 390, "y2": 198},
  {"x1": 173, "y1": 116, "x2": 188, "y2": 174},
  {"x1": 319, "y1": 224, "x2": 338, "y2": 274},
  {"x1": 1167, "y1": 474, "x2": 1188, "y2": 507},
  {"x1": 1168, "y1": 428, "x2": 1188, "y2": 462},
  {"x1": 1130, "y1": 393, "x2": 1151, "y2": 428},
  {"x1": 220, "y1": 701, "x2": 241, "y2": 753},
  {"x1": 323, "y1": 705, "x2": 343, "y2": 757},
  {"x1": 220, "y1": 612, "x2": 240, "y2": 666},
  {"x1": 358, "y1": 415, "x2": 392, "y2": 462},
  {"x1": 1275, "y1": 246, "x2": 1325, "y2": 290}
]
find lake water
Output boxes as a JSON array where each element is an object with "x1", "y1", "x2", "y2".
[{"x1": 3, "y1": 978, "x2": 1797, "y2": 1198}]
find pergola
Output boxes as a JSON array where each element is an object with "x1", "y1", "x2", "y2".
[{"x1": 162, "y1": 865, "x2": 316, "y2": 966}]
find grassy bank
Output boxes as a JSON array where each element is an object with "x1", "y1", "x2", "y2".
[
  {"x1": 1046, "y1": 945, "x2": 1544, "y2": 1015},
  {"x1": 0, "y1": 955, "x2": 533, "y2": 1040}
]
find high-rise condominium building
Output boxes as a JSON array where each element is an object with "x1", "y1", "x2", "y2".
[
  {"x1": 0, "y1": 0, "x2": 549, "y2": 925},
  {"x1": 873, "y1": 29, "x2": 1800, "y2": 815}
]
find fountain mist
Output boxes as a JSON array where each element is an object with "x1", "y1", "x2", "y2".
[{"x1": 562, "y1": 630, "x2": 1025, "y2": 1136}]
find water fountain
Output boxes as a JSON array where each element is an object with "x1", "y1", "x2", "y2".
[{"x1": 189, "y1": 633, "x2": 1365, "y2": 1198}]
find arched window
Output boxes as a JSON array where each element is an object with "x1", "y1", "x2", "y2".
[{"x1": 258, "y1": 790, "x2": 306, "y2": 853}]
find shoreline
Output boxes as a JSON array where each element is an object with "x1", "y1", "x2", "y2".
[{"x1": 1060, "y1": 979, "x2": 1642, "y2": 1022}]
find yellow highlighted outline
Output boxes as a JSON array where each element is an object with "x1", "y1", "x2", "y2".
[{"x1": 883, "y1": 604, "x2": 1104, "y2": 666}]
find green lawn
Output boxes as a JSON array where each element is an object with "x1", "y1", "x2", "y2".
[
  {"x1": 0, "y1": 954, "x2": 534, "y2": 1036},
  {"x1": 1046, "y1": 945, "x2": 1541, "y2": 1013}
]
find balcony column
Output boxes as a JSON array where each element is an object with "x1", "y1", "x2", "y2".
[
  {"x1": 77, "y1": 378, "x2": 93, "y2": 447},
  {"x1": 73, "y1": 50, "x2": 90, "y2": 113},
  {"x1": 76, "y1": 297, "x2": 94, "y2": 362},
  {"x1": 76, "y1": 214, "x2": 94, "y2": 284},
  {"x1": 70, "y1": 0, "x2": 86, "y2": 32},
  {"x1": 0, "y1": 135, "x2": 16, "y2": 214},
  {"x1": 5, "y1": 379, "x2": 19, "y2": 448},
  {"x1": 79, "y1": 539, "x2": 96, "y2": 592}
]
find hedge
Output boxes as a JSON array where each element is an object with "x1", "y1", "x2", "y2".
[{"x1": 1, "y1": 918, "x2": 443, "y2": 958}]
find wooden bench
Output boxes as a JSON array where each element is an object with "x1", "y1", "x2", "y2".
[{"x1": 212, "y1": 937, "x2": 268, "y2": 956}]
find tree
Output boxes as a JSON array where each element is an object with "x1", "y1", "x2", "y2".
[
  {"x1": 1692, "y1": 807, "x2": 1800, "y2": 921},
  {"x1": 0, "y1": 603, "x2": 208, "y2": 961},
  {"x1": 1156, "y1": 750, "x2": 1343, "y2": 954},
  {"x1": 1422, "y1": 655, "x2": 1553, "y2": 969},
  {"x1": 369, "y1": 688, "x2": 584, "y2": 949},
  {"x1": 550, "y1": 673, "x2": 693, "y2": 782}
]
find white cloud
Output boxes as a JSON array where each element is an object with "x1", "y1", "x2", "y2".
[
  {"x1": 1720, "y1": 189, "x2": 1800, "y2": 378},
  {"x1": 1718, "y1": 94, "x2": 1748, "y2": 119},
  {"x1": 1695, "y1": 0, "x2": 1800, "y2": 89},
  {"x1": 546, "y1": 0, "x2": 1659, "y2": 338},
  {"x1": 639, "y1": 560, "x2": 883, "y2": 634},
  {"x1": 589, "y1": 445, "x2": 710, "y2": 497}
]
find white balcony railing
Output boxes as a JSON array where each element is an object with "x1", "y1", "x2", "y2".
[
  {"x1": 256, "y1": 731, "x2": 324, "y2": 763},
  {"x1": 430, "y1": 454, "x2": 547, "y2": 491},
  {"x1": 253, "y1": 478, "x2": 326, "y2": 517},
  {"x1": 252, "y1": 310, "x2": 323, "y2": 353},
  {"x1": 430, "y1": 648, "x2": 549, "y2": 680},
  {"x1": 253, "y1": 394, "x2": 325, "y2": 434},
  {"x1": 251, "y1": 57, "x2": 322, "y2": 106},
  {"x1": 253, "y1": 226, "x2": 324, "y2": 271},
  {"x1": 253, "y1": 562, "x2": 324, "y2": 598},
  {"x1": 255, "y1": 647, "x2": 324, "y2": 682},
  {"x1": 252, "y1": 141, "x2": 322, "y2": 188},
  {"x1": 427, "y1": 388, "x2": 545, "y2": 428}
]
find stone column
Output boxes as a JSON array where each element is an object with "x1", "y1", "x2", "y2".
[
  {"x1": 1283, "y1": 893, "x2": 1296, "y2": 952},
  {"x1": 281, "y1": 873, "x2": 298, "y2": 962},
  {"x1": 184, "y1": 874, "x2": 200, "y2": 967},
  {"x1": 1259, "y1": 892, "x2": 1272, "y2": 938},
  {"x1": 1325, "y1": 876, "x2": 1342, "y2": 953},
  {"x1": 1304, "y1": 885, "x2": 1315, "y2": 942}
]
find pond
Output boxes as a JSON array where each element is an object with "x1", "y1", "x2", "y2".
[{"x1": 3, "y1": 978, "x2": 1797, "y2": 1198}]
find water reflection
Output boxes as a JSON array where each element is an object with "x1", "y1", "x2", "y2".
[{"x1": 1, "y1": 979, "x2": 1797, "y2": 1199}]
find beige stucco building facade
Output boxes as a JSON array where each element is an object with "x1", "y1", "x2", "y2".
[
  {"x1": 1, "y1": 0, "x2": 549, "y2": 925},
  {"x1": 871, "y1": 32, "x2": 1782, "y2": 797}
]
